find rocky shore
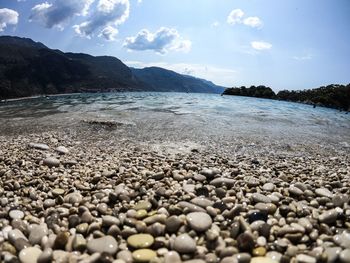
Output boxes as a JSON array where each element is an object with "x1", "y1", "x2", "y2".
[{"x1": 0, "y1": 131, "x2": 349, "y2": 263}]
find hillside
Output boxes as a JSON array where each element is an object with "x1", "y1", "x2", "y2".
[
  {"x1": 131, "y1": 67, "x2": 224, "y2": 94},
  {"x1": 0, "y1": 36, "x2": 224, "y2": 99},
  {"x1": 222, "y1": 84, "x2": 350, "y2": 111}
]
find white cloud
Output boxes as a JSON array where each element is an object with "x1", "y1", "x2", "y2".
[
  {"x1": 99, "y1": 25, "x2": 118, "y2": 41},
  {"x1": 74, "y1": 0, "x2": 129, "y2": 40},
  {"x1": 211, "y1": 21, "x2": 220, "y2": 28},
  {"x1": 123, "y1": 27, "x2": 191, "y2": 54},
  {"x1": 227, "y1": 9, "x2": 244, "y2": 25},
  {"x1": 251, "y1": 41, "x2": 272, "y2": 50},
  {"x1": 243, "y1": 16, "x2": 262, "y2": 28},
  {"x1": 227, "y1": 9, "x2": 263, "y2": 29},
  {"x1": 0, "y1": 8, "x2": 19, "y2": 31},
  {"x1": 30, "y1": 0, "x2": 93, "y2": 29},
  {"x1": 125, "y1": 61, "x2": 237, "y2": 86}
]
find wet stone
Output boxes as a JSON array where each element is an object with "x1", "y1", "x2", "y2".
[{"x1": 249, "y1": 211, "x2": 268, "y2": 223}]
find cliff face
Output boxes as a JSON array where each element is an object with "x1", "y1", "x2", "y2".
[{"x1": 0, "y1": 36, "x2": 224, "y2": 99}]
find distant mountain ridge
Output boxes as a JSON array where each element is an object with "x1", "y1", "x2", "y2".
[{"x1": 0, "y1": 36, "x2": 224, "y2": 99}]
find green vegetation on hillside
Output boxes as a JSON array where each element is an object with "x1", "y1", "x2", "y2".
[{"x1": 223, "y1": 84, "x2": 350, "y2": 111}]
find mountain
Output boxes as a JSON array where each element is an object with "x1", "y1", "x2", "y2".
[
  {"x1": 0, "y1": 36, "x2": 224, "y2": 99},
  {"x1": 131, "y1": 67, "x2": 224, "y2": 94}
]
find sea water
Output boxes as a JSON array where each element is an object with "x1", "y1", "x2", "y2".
[{"x1": 0, "y1": 92, "x2": 349, "y2": 153}]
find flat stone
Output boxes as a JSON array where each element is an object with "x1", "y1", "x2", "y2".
[
  {"x1": 9, "y1": 210, "x2": 24, "y2": 220},
  {"x1": 127, "y1": 234, "x2": 154, "y2": 248},
  {"x1": 19, "y1": 247, "x2": 42, "y2": 263},
  {"x1": 132, "y1": 249, "x2": 157, "y2": 262},
  {"x1": 251, "y1": 257, "x2": 278, "y2": 263},
  {"x1": 315, "y1": 188, "x2": 333, "y2": 198},
  {"x1": 52, "y1": 188, "x2": 65, "y2": 196},
  {"x1": 252, "y1": 193, "x2": 271, "y2": 204},
  {"x1": 190, "y1": 197, "x2": 214, "y2": 208},
  {"x1": 56, "y1": 146, "x2": 69, "y2": 154},
  {"x1": 178, "y1": 201, "x2": 206, "y2": 212},
  {"x1": 262, "y1": 183, "x2": 275, "y2": 192},
  {"x1": 174, "y1": 234, "x2": 196, "y2": 253},
  {"x1": 210, "y1": 178, "x2": 235, "y2": 187},
  {"x1": 87, "y1": 235, "x2": 118, "y2": 255},
  {"x1": 102, "y1": 215, "x2": 120, "y2": 226},
  {"x1": 186, "y1": 212, "x2": 212, "y2": 232},
  {"x1": 29, "y1": 143, "x2": 49, "y2": 150},
  {"x1": 43, "y1": 157, "x2": 60, "y2": 167},
  {"x1": 332, "y1": 195, "x2": 349, "y2": 208},
  {"x1": 295, "y1": 254, "x2": 316, "y2": 263},
  {"x1": 134, "y1": 200, "x2": 152, "y2": 211}
]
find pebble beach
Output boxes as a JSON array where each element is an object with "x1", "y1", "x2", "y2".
[{"x1": 0, "y1": 93, "x2": 350, "y2": 263}]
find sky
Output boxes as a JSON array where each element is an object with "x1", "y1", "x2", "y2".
[{"x1": 0, "y1": 0, "x2": 349, "y2": 91}]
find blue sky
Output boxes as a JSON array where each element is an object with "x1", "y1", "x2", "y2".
[{"x1": 0, "y1": 0, "x2": 349, "y2": 90}]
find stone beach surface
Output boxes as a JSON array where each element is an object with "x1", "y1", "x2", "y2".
[
  {"x1": 0, "y1": 92, "x2": 350, "y2": 263},
  {"x1": 0, "y1": 128, "x2": 349, "y2": 263}
]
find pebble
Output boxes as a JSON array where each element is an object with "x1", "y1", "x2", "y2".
[
  {"x1": 132, "y1": 249, "x2": 157, "y2": 262},
  {"x1": 87, "y1": 235, "x2": 118, "y2": 255},
  {"x1": 251, "y1": 257, "x2": 278, "y2": 263},
  {"x1": 127, "y1": 234, "x2": 154, "y2": 248},
  {"x1": 319, "y1": 209, "x2": 338, "y2": 224},
  {"x1": 296, "y1": 254, "x2": 317, "y2": 263},
  {"x1": 334, "y1": 231, "x2": 350, "y2": 249},
  {"x1": 43, "y1": 157, "x2": 60, "y2": 167},
  {"x1": 19, "y1": 247, "x2": 43, "y2": 263},
  {"x1": 134, "y1": 200, "x2": 152, "y2": 211},
  {"x1": 339, "y1": 249, "x2": 350, "y2": 263},
  {"x1": 315, "y1": 188, "x2": 333, "y2": 198},
  {"x1": 262, "y1": 183, "x2": 275, "y2": 192},
  {"x1": 289, "y1": 185, "x2": 303, "y2": 196},
  {"x1": 237, "y1": 233, "x2": 255, "y2": 252},
  {"x1": 252, "y1": 193, "x2": 271, "y2": 203},
  {"x1": 186, "y1": 212, "x2": 212, "y2": 232},
  {"x1": 52, "y1": 188, "x2": 65, "y2": 196},
  {"x1": 56, "y1": 146, "x2": 69, "y2": 154},
  {"x1": 37, "y1": 248, "x2": 53, "y2": 263},
  {"x1": 28, "y1": 224, "x2": 48, "y2": 245},
  {"x1": 174, "y1": 234, "x2": 196, "y2": 253},
  {"x1": 9, "y1": 210, "x2": 24, "y2": 220},
  {"x1": 164, "y1": 251, "x2": 181, "y2": 263},
  {"x1": 29, "y1": 143, "x2": 49, "y2": 150}
]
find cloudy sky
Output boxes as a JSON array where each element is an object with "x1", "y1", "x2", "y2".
[{"x1": 0, "y1": 0, "x2": 349, "y2": 90}]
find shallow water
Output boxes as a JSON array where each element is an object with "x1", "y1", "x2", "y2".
[{"x1": 0, "y1": 92, "x2": 349, "y2": 153}]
